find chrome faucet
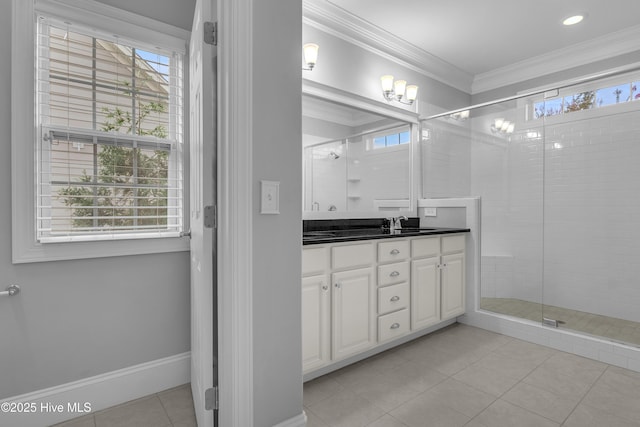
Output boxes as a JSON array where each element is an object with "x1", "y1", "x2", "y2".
[{"x1": 387, "y1": 216, "x2": 408, "y2": 233}]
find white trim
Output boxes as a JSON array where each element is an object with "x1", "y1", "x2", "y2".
[
  {"x1": 472, "y1": 24, "x2": 640, "y2": 94},
  {"x1": 0, "y1": 352, "x2": 190, "y2": 427},
  {"x1": 218, "y1": 0, "x2": 254, "y2": 426},
  {"x1": 302, "y1": 0, "x2": 473, "y2": 93},
  {"x1": 303, "y1": 80, "x2": 420, "y2": 125},
  {"x1": 11, "y1": 0, "x2": 190, "y2": 263},
  {"x1": 273, "y1": 412, "x2": 308, "y2": 427},
  {"x1": 461, "y1": 311, "x2": 640, "y2": 374},
  {"x1": 35, "y1": 0, "x2": 189, "y2": 52}
]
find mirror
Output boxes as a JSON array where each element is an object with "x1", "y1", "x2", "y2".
[{"x1": 302, "y1": 92, "x2": 417, "y2": 218}]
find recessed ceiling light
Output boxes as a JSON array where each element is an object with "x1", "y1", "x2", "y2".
[{"x1": 563, "y1": 15, "x2": 584, "y2": 26}]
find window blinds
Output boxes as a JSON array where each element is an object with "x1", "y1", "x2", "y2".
[{"x1": 36, "y1": 17, "x2": 184, "y2": 241}]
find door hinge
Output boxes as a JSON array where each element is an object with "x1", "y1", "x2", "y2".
[
  {"x1": 204, "y1": 21, "x2": 217, "y2": 46},
  {"x1": 205, "y1": 386, "x2": 218, "y2": 411},
  {"x1": 204, "y1": 205, "x2": 216, "y2": 229}
]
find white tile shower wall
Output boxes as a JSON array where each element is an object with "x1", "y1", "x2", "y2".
[
  {"x1": 481, "y1": 255, "x2": 515, "y2": 299},
  {"x1": 472, "y1": 105, "x2": 640, "y2": 324},
  {"x1": 309, "y1": 142, "x2": 347, "y2": 211},
  {"x1": 543, "y1": 110, "x2": 640, "y2": 323},
  {"x1": 422, "y1": 120, "x2": 471, "y2": 198},
  {"x1": 358, "y1": 144, "x2": 410, "y2": 210}
]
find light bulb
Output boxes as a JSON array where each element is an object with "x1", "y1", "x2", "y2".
[
  {"x1": 406, "y1": 85, "x2": 419, "y2": 102},
  {"x1": 380, "y1": 75, "x2": 394, "y2": 92},
  {"x1": 303, "y1": 43, "x2": 319, "y2": 70},
  {"x1": 394, "y1": 79, "x2": 407, "y2": 100}
]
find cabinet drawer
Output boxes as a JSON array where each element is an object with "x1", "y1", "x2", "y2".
[
  {"x1": 332, "y1": 243, "x2": 374, "y2": 270},
  {"x1": 378, "y1": 261, "x2": 409, "y2": 286},
  {"x1": 378, "y1": 282, "x2": 409, "y2": 315},
  {"x1": 442, "y1": 234, "x2": 465, "y2": 254},
  {"x1": 378, "y1": 309, "x2": 410, "y2": 342},
  {"x1": 302, "y1": 247, "x2": 327, "y2": 276},
  {"x1": 378, "y1": 240, "x2": 409, "y2": 263},
  {"x1": 411, "y1": 237, "x2": 439, "y2": 258}
]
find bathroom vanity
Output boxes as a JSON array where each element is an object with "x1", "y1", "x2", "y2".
[{"x1": 301, "y1": 221, "x2": 469, "y2": 377}]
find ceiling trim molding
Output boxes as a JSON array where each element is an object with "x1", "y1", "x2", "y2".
[
  {"x1": 472, "y1": 24, "x2": 640, "y2": 94},
  {"x1": 303, "y1": 0, "x2": 473, "y2": 93}
]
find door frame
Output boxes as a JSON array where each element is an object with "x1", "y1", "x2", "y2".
[{"x1": 217, "y1": 0, "x2": 254, "y2": 425}]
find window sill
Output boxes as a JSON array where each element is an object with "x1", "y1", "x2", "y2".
[{"x1": 13, "y1": 235, "x2": 190, "y2": 264}]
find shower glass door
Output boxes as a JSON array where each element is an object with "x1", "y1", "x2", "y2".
[
  {"x1": 541, "y1": 76, "x2": 640, "y2": 347},
  {"x1": 471, "y1": 98, "x2": 545, "y2": 324}
]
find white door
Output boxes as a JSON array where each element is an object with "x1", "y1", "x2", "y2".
[
  {"x1": 332, "y1": 268, "x2": 375, "y2": 360},
  {"x1": 301, "y1": 274, "x2": 331, "y2": 373},
  {"x1": 441, "y1": 252, "x2": 465, "y2": 320},
  {"x1": 190, "y1": 0, "x2": 217, "y2": 425},
  {"x1": 411, "y1": 257, "x2": 440, "y2": 330}
]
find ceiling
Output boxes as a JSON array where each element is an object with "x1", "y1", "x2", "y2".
[{"x1": 326, "y1": 0, "x2": 640, "y2": 77}]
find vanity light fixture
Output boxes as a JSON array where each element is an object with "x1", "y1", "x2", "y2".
[
  {"x1": 380, "y1": 75, "x2": 419, "y2": 105},
  {"x1": 491, "y1": 118, "x2": 515, "y2": 135},
  {"x1": 449, "y1": 110, "x2": 470, "y2": 120},
  {"x1": 303, "y1": 43, "x2": 319, "y2": 71}
]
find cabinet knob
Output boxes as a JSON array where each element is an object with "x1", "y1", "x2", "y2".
[
  {"x1": 335, "y1": 283, "x2": 341, "y2": 289},
  {"x1": 390, "y1": 249, "x2": 400, "y2": 255},
  {"x1": 390, "y1": 295, "x2": 400, "y2": 302},
  {"x1": 390, "y1": 271, "x2": 400, "y2": 277},
  {"x1": 390, "y1": 323, "x2": 400, "y2": 329},
  {"x1": 322, "y1": 285, "x2": 328, "y2": 291}
]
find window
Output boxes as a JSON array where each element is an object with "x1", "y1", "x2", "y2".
[
  {"x1": 533, "y1": 78, "x2": 640, "y2": 119},
  {"x1": 37, "y1": 17, "x2": 184, "y2": 242},
  {"x1": 370, "y1": 129, "x2": 411, "y2": 150},
  {"x1": 12, "y1": 0, "x2": 189, "y2": 262}
]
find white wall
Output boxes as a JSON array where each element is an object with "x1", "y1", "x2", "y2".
[{"x1": 0, "y1": 0, "x2": 192, "y2": 401}]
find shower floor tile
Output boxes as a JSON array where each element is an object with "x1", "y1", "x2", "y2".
[{"x1": 481, "y1": 297, "x2": 640, "y2": 347}]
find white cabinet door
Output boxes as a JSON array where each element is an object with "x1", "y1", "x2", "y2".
[
  {"x1": 441, "y1": 252, "x2": 465, "y2": 320},
  {"x1": 302, "y1": 275, "x2": 331, "y2": 373},
  {"x1": 411, "y1": 257, "x2": 440, "y2": 330},
  {"x1": 332, "y1": 267, "x2": 375, "y2": 360}
]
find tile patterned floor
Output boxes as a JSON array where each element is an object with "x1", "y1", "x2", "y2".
[
  {"x1": 52, "y1": 384, "x2": 196, "y2": 427},
  {"x1": 57, "y1": 323, "x2": 640, "y2": 427},
  {"x1": 304, "y1": 324, "x2": 640, "y2": 427},
  {"x1": 481, "y1": 297, "x2": 640, "y2": 347}
]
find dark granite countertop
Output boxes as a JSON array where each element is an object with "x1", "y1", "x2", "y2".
[{"x1": 302, "y1": 218, "x2": 469, "y2": 245}]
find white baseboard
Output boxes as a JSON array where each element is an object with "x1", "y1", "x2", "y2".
[
  {"x1": 273, "y1": 411, "x2": 308, "y2": 427},
  {"x1": 0, "y1": 352, "x2": 190, "y2": 427}
]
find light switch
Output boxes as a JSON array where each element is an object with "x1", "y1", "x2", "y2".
[
  {"x1": 424, "y1": 207, "x2": 437, "y2": 217},
  {"x1": 260, "y1": 180, "x2": 280, "y2": 214}
]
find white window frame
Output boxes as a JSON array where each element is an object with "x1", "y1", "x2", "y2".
[
  {"x1": 521, "y1": 70, "x2": 640, "y2": 125},
  {"x1": 11, "y1": 0, "x2": 190, "y2": 263},
  {"x1": 365, "y1": 125, "x2": 412, "y2": 153}
]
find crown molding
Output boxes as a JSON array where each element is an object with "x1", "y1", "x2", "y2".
[
  {"x1": 303, "y1": 0, "x2": 473, "y2": 93},
  {"x1": 472, "y1": 24, "x2": 640, "y2": 94}
]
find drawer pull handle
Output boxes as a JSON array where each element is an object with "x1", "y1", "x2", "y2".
[
  {"x1": 390, "y1": 249, "x2": 400, "y2": 255},
  {"x1": 390, "y1": 296, "x2": 400, "y2": 302},
  {"x1": 390, "y1": 323, "x2": 400, "y2": 329},
  {"x1": 390, "y1": 271, "x2": 400, "y2": 277}
]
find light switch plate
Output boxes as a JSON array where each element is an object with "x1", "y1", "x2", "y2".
[
  {"x1": 260, "y1": 180, "x2": 280, "y2": 214},
  {"x1": 424, "y1": 207, "x2": 437, "y2": 217}
]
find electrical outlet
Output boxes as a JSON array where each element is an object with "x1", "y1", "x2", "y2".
[{"x1": 424, "y1": 207, "x2": 437, "y2": 217}]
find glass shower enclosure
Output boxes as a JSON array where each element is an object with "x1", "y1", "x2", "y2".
[{"x1": 421, "y1": 66, "x2": 640, "y2": 347}]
